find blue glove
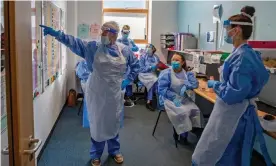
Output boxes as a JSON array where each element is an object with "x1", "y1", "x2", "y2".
[
  {"x1": 131, "y1": 47, "x2": 138, "y2": 52},
  {"x1": 173, "y1": 98, "x2": 181, "y2": 107},
  {"x1": 39, "y1": 25, "x2": 60, "y2": 37},
  {"x1": 121, "y1": 79, "x2": 131, "y2": 90},
  {"x1": 180, "y1": 85, "x2": 187, "y2": 97},
  {"x1": 151, "y1": 65, "x2": 157, "y2": 71},
  {"x1": 207, "y1": 80, "x2": 218, "y2": 88}
]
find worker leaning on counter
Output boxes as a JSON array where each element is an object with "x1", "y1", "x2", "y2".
[{"x1": 192, "y1": 6, "x2": 273, "y2": 166}]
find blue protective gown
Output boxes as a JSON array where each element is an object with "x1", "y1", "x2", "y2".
[
  {"x1": 55, "y1": 32, "x2": 139, "y2": 80},
  {"x1": 117, "y1": 38, "x2": 139, "y2": 52},
  {"x1": 75, "y1": 60, "x2": 90, "y2": 128},
  {"x1": 192, "y1": 44, "x2": 272, "y2": 166},
  {"x1": 158, "y1": 68, "x2": 198, "y2": 104},
  {"x1": 76, "y1": 60, "x2": 90, "y2": 82},
  {"x1": 139, "y1": 53, "x2": 160, "y2": 100},
  {"x1": 117, "y1": 37, "x2": 139, "y2": 97},
  {"x1": 55, "y1": 32, "x2": 140, "y2": 160},
  {"x1": 158, "y1": 68, "x2": 199, "y2": 136}
]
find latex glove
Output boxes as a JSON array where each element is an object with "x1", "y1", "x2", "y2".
[
  {"x1": 207, "y1": 80, "x2": 218, "y2": 88},
  {"x1": 39, "y1": 25, "x2": 60, "y2": 37},
  {"x1": 121, "y1": 79, "x2": 131, "y2": 90},
  {"x1": 173, "y1": 98, "x2": 181, "y2": 107},
  {"x1": 151, "y1": 65, "x2": 157, "y2": 71},
  {"x1": 180, "y1": 85, "x2": 187, "y2": 97},
  {"x1": 131, "y1": 47, "x2": 138, "y2": 52}
]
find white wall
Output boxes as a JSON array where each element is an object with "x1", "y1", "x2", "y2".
[
  {"x1": 151, "y1": 1, "x2": 178, "y2": 63},
  {"x1": 65, "y1": 1, "x2": 179, "y2": 78},
  {"x1": 66, "y1": 1, "x2": 102, "y2": 92},
  {"x1": 34, "y1": 0, "x2": 68, "y2": 160},
  {"x1": 178, "y1": 1, "x2": 276, "y2": 52}
]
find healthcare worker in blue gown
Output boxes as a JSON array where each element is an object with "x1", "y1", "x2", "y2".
[
  {"x1": 158, "y1": 52, "x2": 201, "y2": 142},
  {"x1": 117, "y1": 25, "x2": 139, "y2": 107},
  {"x1": 75, "y1": 60, "x2": 90, "y2": 128},
  {"x1": 192, "y1": 6, "x2": 273, "y2": 166},
  {"x1": 138, "y1": 44, "x2": 160, "y2": 111},
  {"x1": 40, "y1": 21, "x2": 140, "y2": 166}
]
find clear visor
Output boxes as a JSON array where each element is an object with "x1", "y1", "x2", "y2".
[
  {"x1": 219, "y1": 20, "x2": 253, "y2": 47},
  {"x1": 146, "y1": 44, "x2": 154, "y2": 49}
]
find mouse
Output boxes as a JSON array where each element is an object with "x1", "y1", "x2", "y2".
[{"x1": 263, "y1": 114, "x2": 275, "y2": 121}]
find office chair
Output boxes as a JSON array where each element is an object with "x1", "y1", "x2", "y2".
[
  {"x1": 133, "y1": 80, "x2": 147, "y2": 105},
  {"x1": 152, "y1": 93, "x2": 178, "y2": 148}
]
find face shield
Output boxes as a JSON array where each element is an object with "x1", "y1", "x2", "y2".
[
  {"x1": 121, "y1": 29, "x2": 130, "y2": 39},
  {"x1": 146, "y1": 44, "x2": 155, "y2": 55},
  {"x1": 101, "y1": 26, "x2": 118, "y2": 45},
  {"x1": 219, "y1": 20, "x2": 253, "y2": 46},
  {"x1": 101, "y1": 26, "x2": 118, "y2": 36}
]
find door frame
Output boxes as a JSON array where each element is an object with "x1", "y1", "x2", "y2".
[
  {"x1": 4, "y1": 1, "x2": 35, "y2": 166},
  {"x1": 4, "y1": 1, "x2": 15, "y2": 165}
]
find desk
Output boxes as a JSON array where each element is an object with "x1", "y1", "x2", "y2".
[{"x1": 194, "y1": 79, "x2": 276, "y2": 139}]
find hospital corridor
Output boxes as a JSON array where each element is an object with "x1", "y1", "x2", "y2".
[{"x1": 1, "y1": 1, "x2": 276, "y2": 166}]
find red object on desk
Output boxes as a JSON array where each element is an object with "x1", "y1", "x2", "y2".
[
  {"x1": 168, "y1": 46, "x2": 175, "y2": 51},
  {"x1": 157, "y1": 61, "x2": 169, "y2": 70},
  {"x1": 247, "y1": 41, "x2": 276, "y2": 49}
]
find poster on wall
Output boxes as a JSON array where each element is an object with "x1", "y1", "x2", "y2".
[
  {"x1": 90, "y1": 23, "x2": 101, "y2": 41},
  {"x1": 42, "y1": 1, "x2": 61, "y2": 88},
  {"x1": 206, "y1": 31, "x2": 215, "y2": 43},
  {"x1": 78, "y1": 23, "x2": 89, "y2": 39}
]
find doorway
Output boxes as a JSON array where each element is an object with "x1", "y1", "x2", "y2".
[{"x1": 1, "y1": 1, "x2": 38, "y2": 166}]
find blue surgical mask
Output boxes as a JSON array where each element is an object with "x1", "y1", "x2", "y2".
[
  {"x1": 101, "y1": 36, "x2": 110, "y2": 45},
  {"x1": 224, "y1": 32, "x2": 233, "y2": 44},
  {"x1": 224, "y1": 28, "x2": 236, "y2": 44},
  {"x1": 146, "y1": 48, "x2": 152, "y2": 54},
  {"x1": 171, "y1": 61, "x2": 181, "y2": 70}
]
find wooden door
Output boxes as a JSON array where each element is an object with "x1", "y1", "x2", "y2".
[{"x1": 2, "y1": 1, "x2": 40, "y2": 166}]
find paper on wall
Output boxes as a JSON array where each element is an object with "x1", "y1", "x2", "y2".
[
  {"x1": 206, "y1": 31, "x2": 215, "y2": 43},
  {"x1": 77, "y1": 23, "x2": 89, "y2": 39},
  {"x1": 90, "y1": 23, "x2": 101, "y2": 41}
]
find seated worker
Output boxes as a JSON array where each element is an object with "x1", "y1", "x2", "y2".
[
  {"x1": 117, "y1": 25, "x2": 139, "y2": 107},
  {"x1": 76, "y1": 60, "x2": 90, "y2": 128},
  {"x1": 158, "y1": 52, "x2": 202, "y2": 143},
  {"x1": 138, "y1": 44, "x2": 160, "y2": 111}
]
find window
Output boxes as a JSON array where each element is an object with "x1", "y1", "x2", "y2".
[{"x1": 102, "y1": 0, "x2": 149, "y2": 44}]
